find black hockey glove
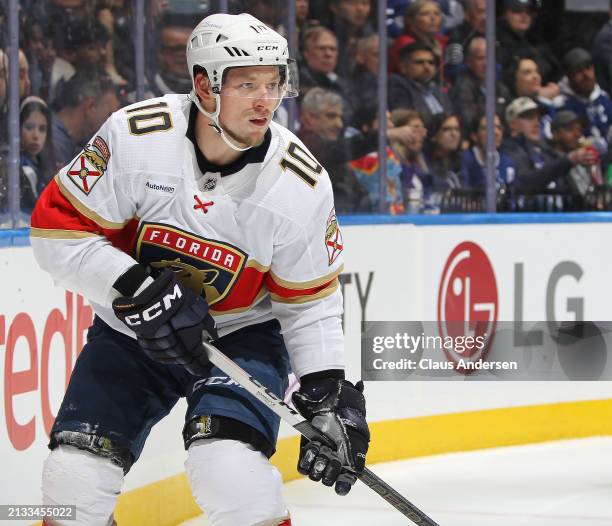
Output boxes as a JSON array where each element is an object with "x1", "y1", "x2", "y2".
[
  {"x1": 112, "y1": 267, "x2": 218, "y2": 376},
  {"x1": 292, "y1": 376, "x2": 370, "y2": 496}
]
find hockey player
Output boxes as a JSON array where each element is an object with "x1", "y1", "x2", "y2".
[{"x1": 30, "y1": 13, "x2": 369, "y2": 526}]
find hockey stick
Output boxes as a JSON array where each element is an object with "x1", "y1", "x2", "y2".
[{"x1": 201, "y1": 340, "x2": 441, "y2": 526}]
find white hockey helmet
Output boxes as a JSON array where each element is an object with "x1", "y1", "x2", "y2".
[{"x1": 186, "y1": 13, "x2": 298, "y2": 151}]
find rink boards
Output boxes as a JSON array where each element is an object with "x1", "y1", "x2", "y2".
[{"x1": 1, "y1": 214, "x2": 612, "y2": 525}]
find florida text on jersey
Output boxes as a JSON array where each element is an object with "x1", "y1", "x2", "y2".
[{"x1": 30, "y1": 94, "x2": 345, "y2": 378}]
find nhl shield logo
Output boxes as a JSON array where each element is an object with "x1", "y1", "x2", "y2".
[
  {"x1": 325, "y1": 208, "x2": 343, "y2": 265},
  {"x1": 202, "y1": 177, "x2": 217, "y2": 191}
]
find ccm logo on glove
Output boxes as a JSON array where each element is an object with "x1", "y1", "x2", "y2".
[
  {"x1": 112, "y1": 267, "x2": 217, "y2": 376},
  {"x1": 122, "y1": 283, "x2": 183, "y2": 326}
]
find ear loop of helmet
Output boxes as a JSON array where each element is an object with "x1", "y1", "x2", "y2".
[{"x1": 189, "y1": 90, "x2": 251, "y2": 152}]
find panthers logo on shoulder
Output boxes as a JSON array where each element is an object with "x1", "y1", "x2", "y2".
[
  {"x1": 325, "y1": 208, "x2": 343, "y2": 265},
  {"x1": 66, "y1": 136, "x2": 111, "y2": 195}
]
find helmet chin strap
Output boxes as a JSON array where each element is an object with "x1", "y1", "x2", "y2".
[{"x1": 189, "y1": 91, "x2": 252, "y2": 152}]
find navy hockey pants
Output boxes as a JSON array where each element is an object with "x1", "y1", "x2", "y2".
[{"x1": 50, "y1": 316, "x2": 290, "y2": 467}]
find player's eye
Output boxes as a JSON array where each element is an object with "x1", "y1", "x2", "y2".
[
  {"x1": 266, "y1": 82, "x2": 279, "y2": 90},
  {"x1": 239, "y1": 82, "x2": 254, "y2": 90}
]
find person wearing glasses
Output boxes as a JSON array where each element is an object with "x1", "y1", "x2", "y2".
[
  {"x1": 388, "y1": 41, "x2": 454, "y2": 126},
  {"x1": 147, "y1": 12, "x2": 202, "y2": 97}
]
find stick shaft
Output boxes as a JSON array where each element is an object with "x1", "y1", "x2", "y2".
[{"x1": 201, "y1": 341, "x2": 440, "y2": 525}]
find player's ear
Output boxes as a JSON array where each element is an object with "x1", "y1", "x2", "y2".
[
  {"x1": 194, "y1": 71, "x2": 216, "y2": 113},
  {"x1": 194, "y1": 71, "x2": 213, "y2": 101}
]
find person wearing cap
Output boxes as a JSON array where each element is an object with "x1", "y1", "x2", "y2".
[
  {"x1": 555, "y1": 47, "x2": 612, "y2": 152},
  {"x1": 496, "y1": 0, "x2": 561, "y2": 86},
  {"x1": 502, "y1": 96, "x2": 597, "y2": 191},
  {"x1": 548, "y1": 110, "x2": 602, "y2": 195}
]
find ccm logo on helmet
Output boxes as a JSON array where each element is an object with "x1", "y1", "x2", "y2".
[
  {"x1": 124, "y1": 284, "x2": 183, "y2": 326},
  {"x1": 257, "y1": 45, "x2": 279, "y2": 50}
]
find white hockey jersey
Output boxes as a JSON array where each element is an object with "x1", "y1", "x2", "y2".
[{"x1": 30, "y1": 94, "x2": 345, "y2": 378}]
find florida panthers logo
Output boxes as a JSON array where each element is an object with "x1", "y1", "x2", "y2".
[
  {"x1": 137, "y1": 223, "x2": 247, "y2": 305},
  {"x1": 325, "y1": 208, "x2": 343, "y2": 265},
  {"x1": 66, "y1": 135, "x2": 111, "y2": 195}
]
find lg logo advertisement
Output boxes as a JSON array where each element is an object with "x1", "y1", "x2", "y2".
[
  {"x1": 437, "y1": 241, "x2": 498, "y2": 370},
  {"x1": 362, "y1": 238, "x2": 610, "y2": 381},
  {"x1": 435, "y1": 239, "x2": 610, "y2": 380}
]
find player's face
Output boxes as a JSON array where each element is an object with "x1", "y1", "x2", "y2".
[
  {"x1": 218, "y1": 66, "x2": 281, "y2": 147},
  {"x1": 21, "y1": 110, "x2": 48, "y2": 157}
]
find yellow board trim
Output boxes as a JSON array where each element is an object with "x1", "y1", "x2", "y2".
[{"x1": 106, "y1": 399, "x2": 612, "y2": 525}]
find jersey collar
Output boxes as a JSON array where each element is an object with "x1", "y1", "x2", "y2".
[{"x1": 186, "y1": 102, "x2": 271, "y2": 177}]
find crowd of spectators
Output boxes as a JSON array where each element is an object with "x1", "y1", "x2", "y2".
[
  {"x1": 3, "y1": 0, "x2": 612, "y2": 222},
  {"x1": 294, "y1": 0, "x2": 612, "y2": 213}
]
